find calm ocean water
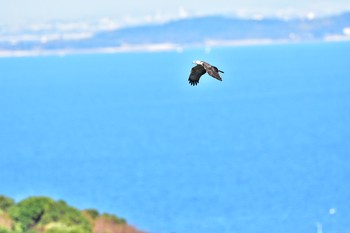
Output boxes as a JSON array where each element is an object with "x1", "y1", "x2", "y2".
[{"x1": 1, "y1": 42, "x2": 350, "y2": 233}]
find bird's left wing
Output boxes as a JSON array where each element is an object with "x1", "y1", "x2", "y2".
[{"x1": 188, "y1": 65, "x2": 206, "y2": 86}]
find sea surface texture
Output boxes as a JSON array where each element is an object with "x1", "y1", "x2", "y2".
[{"x1": 1, "y1": 42, "x2": 350, "y2": 233}]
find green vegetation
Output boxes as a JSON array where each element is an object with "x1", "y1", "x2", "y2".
[
  {"x1": 100, "y1": 214, "x2": 126, "y2": 225},
  {"x1": 8, "y1": 197, "x2": 91, "y2": 233},
  {"x1": 0, "y1": 195, "x2": 134, "y2": 233},
  {"x1": 0, "y1": 196, "x2": 15, "y2": 212},
  {"x1": 82, "y1": 210, "x2": 99, "y2": 220}
]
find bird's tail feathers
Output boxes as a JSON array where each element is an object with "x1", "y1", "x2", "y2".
[{"x1": 219, "y1": 70, "x2": 224, "y2": 73}]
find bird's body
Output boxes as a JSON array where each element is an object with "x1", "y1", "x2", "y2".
[{"x1": 188, "y1": 60, "x2": 224, "y2": 86}]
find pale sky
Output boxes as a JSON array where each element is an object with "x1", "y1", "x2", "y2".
[{"x1": 1, "y1": 0, "x2": 350, "y2": 26}]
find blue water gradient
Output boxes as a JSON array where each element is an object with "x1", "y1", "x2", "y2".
[{"x1": 1, "y1": 42, "x2": 350, "y2": 233}]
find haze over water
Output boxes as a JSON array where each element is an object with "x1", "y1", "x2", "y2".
[{"x1": 1, "y1": 42, "x2": 350, "y2": 233}]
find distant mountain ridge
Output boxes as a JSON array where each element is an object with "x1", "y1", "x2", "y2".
[
  {"x1": 94, "y1": 12, "x2": 350, "y2": 44},
  {"x1": 1, "y1": 12, "x2": 349, "y2": 56}
]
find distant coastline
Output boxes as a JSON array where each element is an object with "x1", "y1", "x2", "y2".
[
  {"x1": 1, "y1": 12, "x2": 349, "y2": 57},
  {"x1": 0, "y1": 39, "x2": 349, "y2": 58}
]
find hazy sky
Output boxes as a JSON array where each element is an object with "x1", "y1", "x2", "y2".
[{"x1": 1, "y1": 0, "x2": 350, "y2": 26}]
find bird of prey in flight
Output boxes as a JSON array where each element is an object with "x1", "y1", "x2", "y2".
[{"x1": 188, "y1": 60, "x2": 224, "y2": 86}]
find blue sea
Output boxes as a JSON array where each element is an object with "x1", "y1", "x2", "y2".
[{"x1": 1, "y1": 42, "x2": 350, "y2": 233}]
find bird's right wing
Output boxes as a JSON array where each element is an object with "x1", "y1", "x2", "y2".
[{"x1": 188, "y1": 65, "x2": 206, "y2": 86}]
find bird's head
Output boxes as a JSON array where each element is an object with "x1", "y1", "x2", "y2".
[{"x1": 193, "y1": 60, "x2": 203, "y2": 66}]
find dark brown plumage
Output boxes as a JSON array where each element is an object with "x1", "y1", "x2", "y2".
[{"x1": 188, "y1": 60, "x2": 224, "y2": 86}]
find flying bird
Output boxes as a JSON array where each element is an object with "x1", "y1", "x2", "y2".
[{"x1": 188, "y1": 60, "x2": 224, "y2": 86}]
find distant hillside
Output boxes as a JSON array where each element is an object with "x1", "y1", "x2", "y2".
[
  {"x1": 0, "y1": 195, "x2": 144, "y2": 233},
  {"x1": 92, "y1": 12, "x2": 350, "y2": 44},
  {"x1": 0, "y1": 12, "x2": 349, "y2": 55}
]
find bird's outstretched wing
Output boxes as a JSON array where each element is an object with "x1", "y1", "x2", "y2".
[
  {"x1": 203, "y1": 63, "x2": 223, "y2": 81},
  {"x1": 188, "y1": 65, "x2": 206, "y2": 86}
]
